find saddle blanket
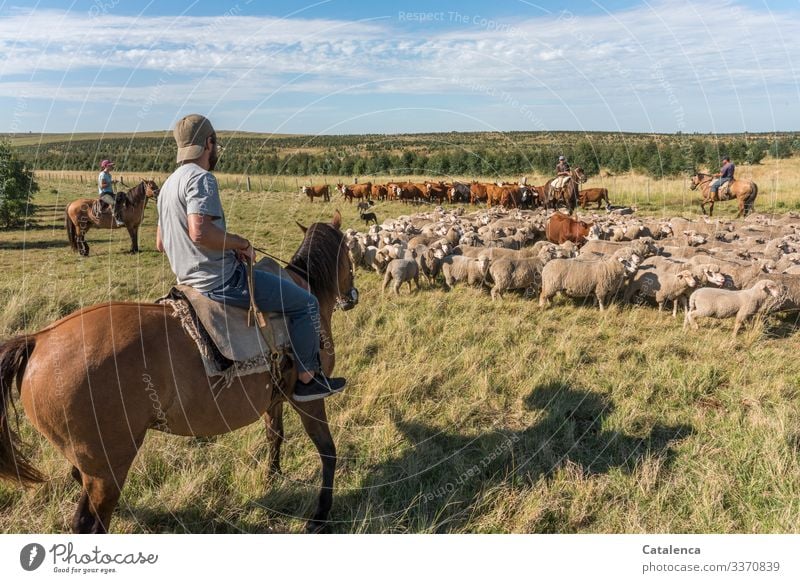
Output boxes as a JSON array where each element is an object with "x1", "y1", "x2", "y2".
[
  {"x1": 552, "y1": 175, "x2": 571, "y2": 189},
  {"x1": 157, "y1": 257, "x2": 294, "y2": 385}
]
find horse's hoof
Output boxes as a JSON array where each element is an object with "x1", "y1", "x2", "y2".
[{"x1": 305, "y1": 519, "x2": 330, "y2": 534}]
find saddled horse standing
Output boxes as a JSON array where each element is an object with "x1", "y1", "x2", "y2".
[
  {"x1": 544, "y1": 167, "x2": 586, "y2": 214},
  {"x1": 65, "y1": 179, "x2": 160, "y2": 256},
  {"x1": 690, "y1": 172, "x2": 758, "y2": 218},
  {"x1": 0, "y1": 211, "x2": 358, "y2": 533}
]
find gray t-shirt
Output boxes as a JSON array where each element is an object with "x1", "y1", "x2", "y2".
[{"x1": 157, "y1": 163, "x2": 236, "y2": 292}]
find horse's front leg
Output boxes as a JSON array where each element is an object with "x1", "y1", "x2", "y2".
[
  {"x1": 264, "y1": 400, "x2": 285, "y2": 479},
  {"x1": 127, "y1": 225, "x2": 139, "y2": 253},
  {"x1": 291, "y1": 399, "x2": 336, "y2": 533}
]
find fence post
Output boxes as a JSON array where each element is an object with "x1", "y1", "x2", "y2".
[{"x1": 246, "y1": 175, "x2": 251, "y2": 192}]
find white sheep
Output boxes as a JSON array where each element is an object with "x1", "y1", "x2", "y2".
[
  {"x1": 441, "y1": 255, "x2": 491, "y2": 290},
  {"x1": 684, "y1": 279, "x2": 784, "y2": 336},
  {"x1": 488, "y1": 256, "x2": 546, "y2": 301},
  {"x1": 540, "y1": 249, "x2": 641, "y2": 311},
  {"x1": 382, "y1": 259, "x2": 420, "y2": 295},
  {"x1": 624, "y1": 269, "x2": 698, "y2": 316}
]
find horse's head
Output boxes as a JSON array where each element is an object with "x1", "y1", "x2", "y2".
[
  {"x1": 142, "y1": 178, "x2": 160, "y2": 199},
  {"x1": 573, "y1": 167, "x2": 587, "y2": 183},
  {"x1": 689, "y1": 173, "x2": 706, "y2": 190},
  {"x1": 292, "y1": 210, "x2": 359, "y2": 312}
]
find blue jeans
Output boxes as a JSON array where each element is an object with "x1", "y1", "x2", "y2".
[
  {"x1": 204, "y1": 262, "x2": 321, "y2": 375},
  {"x1": 710, "y1": 177, "x2": 731, "y2": 193}
]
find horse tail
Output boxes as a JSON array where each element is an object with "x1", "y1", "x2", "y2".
[
  {"x1": 0, "y1": 336, "x2": 45, "y2": 485},
  {"x1": 65, "y1": 206, "x2": 78, "y2": 252}
]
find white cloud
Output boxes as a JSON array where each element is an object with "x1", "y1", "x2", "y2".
[{"x1": 0, "y1": 1, "x2": 798, "y2": 132}]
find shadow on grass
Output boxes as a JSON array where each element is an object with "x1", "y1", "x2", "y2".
[
  {"x1": 764, "y1": 312, "x2": 800, "y2": 339},
  {"x1": 112, "y1": 383, "x2": 691, "y2": 533},
  {"x1": 333, "y1": 381, "x2": 693, "y2": 532},
  {"x1": 0, "y1": 239, "x2": 70, "y2": 250},
  {"x1": 118, "y1": 504, "x2": 277, "y2": 534}
]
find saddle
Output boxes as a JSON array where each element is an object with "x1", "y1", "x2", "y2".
[
  {"x1": 93, "y1": 192, "x2": 126, "y2": 219},
  {"x1": 157, "y1": 257, "x2": 294, "y2": 387},
  {"x1": 552, "y1": 175, "x2": 571, "y2": 189},
  {"x1": 716, "y1": 180, "x2": 734, "y2": 200}
]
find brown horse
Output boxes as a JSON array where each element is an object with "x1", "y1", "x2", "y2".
[
  {"x1": 65, "y1": 179, "x2": 160, "y2": 256},
  {"x1": 690, "y1": 172, "x2": 758, "y2": 218},
  {"x1": 0, "y1": 210, "x2": 358, "y2": 533},
  {"x1": 544, "y1": 167, "x2": 586, "y2": 214}
]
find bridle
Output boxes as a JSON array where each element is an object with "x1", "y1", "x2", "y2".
[
  {"x1": 335, "y1": 249, "x2": 359, "y2": 312},
  {"x1": 689, "y1": 174, "x2": 712, "y2": 191}
]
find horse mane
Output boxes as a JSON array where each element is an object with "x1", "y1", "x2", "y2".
[
  {"x1": 289, "y1": 222, "x2": 345, "y2": 302},
  {"x1": 124, "y1": 181, "x2": 147, "y2": 205}
]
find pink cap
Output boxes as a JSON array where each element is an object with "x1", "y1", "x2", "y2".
[{"x1": 101, "y1": 159, "x2": 114, "y2": 168}]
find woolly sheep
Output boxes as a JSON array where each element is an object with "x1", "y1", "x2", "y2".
[
  {"x1": 624, "y1": 268, "x2": 698, "y2": 316},
  {"x1": 488, "y1": 256, "x2": 546, "y2": 300},
  {"x1": 382, "y1": 259, "x2": 420, "y2": 295},
  {"x1": 684, "y1": 279, "x2": 784, "y2": 336},
  {"x1": 441, "y1": 255, "x2": 491, "y2": 290},
  {"x1": 540, "y1": 249, "x2": 641, "y2": 311}
]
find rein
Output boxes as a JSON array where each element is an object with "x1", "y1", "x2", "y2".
[{"x1": 251, "y1": 245, "x2": 308, "y2": 276}]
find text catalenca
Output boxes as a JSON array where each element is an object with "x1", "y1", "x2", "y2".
[{"x1": 642, "y1": 545, "x2": 700, "y2": 555}]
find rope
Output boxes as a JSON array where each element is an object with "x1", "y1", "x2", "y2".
[{"x1": 245, "y1": 256, "x2": 284, "y2": 388}]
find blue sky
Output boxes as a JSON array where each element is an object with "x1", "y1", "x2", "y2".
[{"x1": 1, "y1": 0, "x2": 799, "y2": 135}]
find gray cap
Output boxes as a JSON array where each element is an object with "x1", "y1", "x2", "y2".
[
  {"x1": 174, "y1": 114, "x2": 216, "y2": 163},
  {"x1": 559, "y1": 155, "x2": 565, "y2": 161}
]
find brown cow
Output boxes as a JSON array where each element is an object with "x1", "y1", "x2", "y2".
[
  {"x1": 337, "y1": 181, "x2": 372, "y2": 203},
  {"x1": 469, "y1": 181, "x2": 490, "y2": 205},
  {"x1": 395, "y1": 182, "x2": 428, "y2": 204},
  {"x1": 579, "y1": 187, "x2": 610, "y2": 210},
  {"x1": 425, "y1": 181, "x2": 448, "y2": 204},
  {"x1": 486, "y1": 184, "x2": 522, "y2": 209},
  {"x1": 385, "y1": 182, "x2": 401, "y2": 201},
  {"x1": 546, "y1": 212, "x2": 592, "y2": 245},
  {"x1": 371, "y1": 184, "x2": 389, "y2": 201},
  {"x1": 301, "y1": 184, "x2": 330, "y2": 202}
]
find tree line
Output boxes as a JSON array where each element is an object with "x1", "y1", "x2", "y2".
[{"x1": 12, "y1": 132, "x2": 800, "y2": 180}]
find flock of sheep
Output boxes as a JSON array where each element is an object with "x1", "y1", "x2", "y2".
[{"x1": 344, "y1": 205, "x2": 800, "y2": 336}]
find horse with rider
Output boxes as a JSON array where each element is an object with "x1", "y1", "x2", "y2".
[{"x1": 544, "y1": 155, "x2": 587, "y2": 214}]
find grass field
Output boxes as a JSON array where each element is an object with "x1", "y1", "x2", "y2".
[{"x1": 1, "y1": 171, "x2": 799, "y2": 533}]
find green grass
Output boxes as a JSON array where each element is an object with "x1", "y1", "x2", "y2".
[{"x1": 0, "y1": 179, "x2": 799, "y2": 533}]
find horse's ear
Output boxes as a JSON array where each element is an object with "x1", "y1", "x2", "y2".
[
  {"x1": 296, "y1": 220, "x2": 308, "y2": 233},
  {"x1": 332, "y1": 210, "x2": 342, "y2": 230}
]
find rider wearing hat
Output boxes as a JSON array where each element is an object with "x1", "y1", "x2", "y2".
[
  {"x1": 98, "y1": 160, "x2": 124, "y2": 226},
  {"x1": 556, "y1": 155, "x2": 571, "y2": 176},
  {"x1": 156, "y1": 114, "x2": 346, "y2": 402},
  {"x1": 710, "y1": 156, "x2": 735, "y2": 196},
  {"x1": 553, "y1": 155, "x2": 572, "y2": 189}
]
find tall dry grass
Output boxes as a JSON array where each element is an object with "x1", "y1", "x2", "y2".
[{"x1": 1, "y1": 173, "x2": 799, "y2": 533}]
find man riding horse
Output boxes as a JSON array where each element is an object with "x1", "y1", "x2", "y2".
[
  {"x1": 97, "y1": 159, "x2": 124, "y2": 227},
  {"x1": 156, "y1": 114, "x2": 347, "y2": 402},
  {"x1": 546, "y1": 155, "x2": 585, "y2": 213},
  {"x1": 710, "y1": 156, "x2": 735, "y2": 199}
]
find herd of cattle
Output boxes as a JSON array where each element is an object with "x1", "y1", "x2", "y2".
[
  {"x1": 344, "y1": 206, "x2": 800, "y2": 336},
  {"x1": 302, "y1": 171, "x2": 610, "y2": 212}
]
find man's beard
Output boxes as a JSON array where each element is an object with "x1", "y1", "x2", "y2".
[{"x1": 208, "y1": 147, "x2": 219, "y2": 172}]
